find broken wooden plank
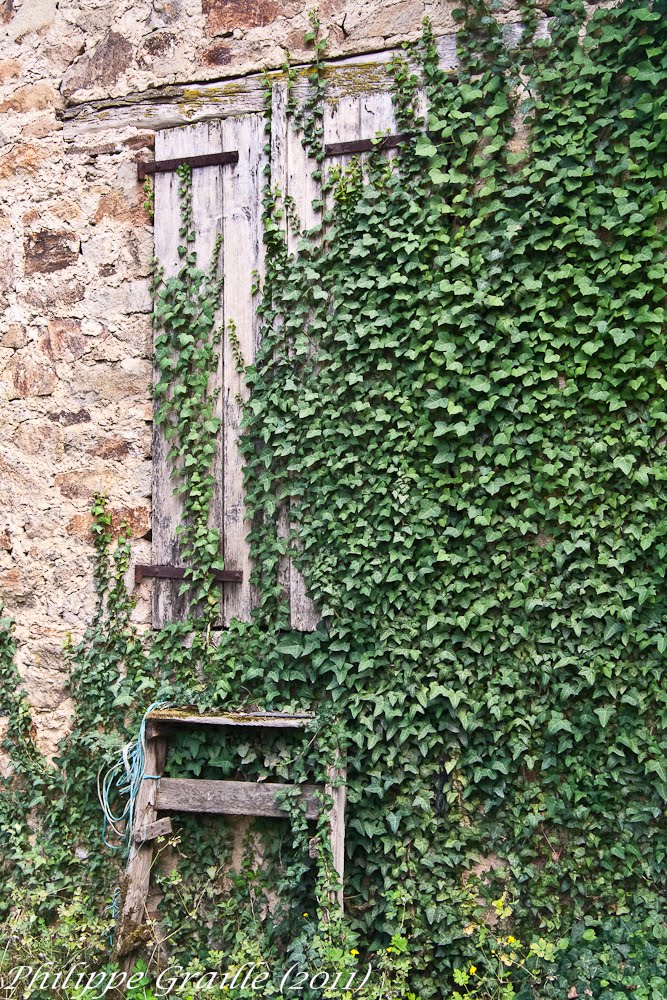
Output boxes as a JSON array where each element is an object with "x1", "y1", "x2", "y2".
[
  {"x1": 156, "y1": 778, "x2": 320, "y2": 819},
  {"x1": 134, "y1": 816, "x2": 173, "y2": 846}
]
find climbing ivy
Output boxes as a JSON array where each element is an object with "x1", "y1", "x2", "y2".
[{"x1": 1, "y1": 2, "x2": 667, "y2": 998}]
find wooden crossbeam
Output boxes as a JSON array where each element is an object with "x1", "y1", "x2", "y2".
[{"x1": 156, "y1": 778, "x2": 320, "y2": 819}]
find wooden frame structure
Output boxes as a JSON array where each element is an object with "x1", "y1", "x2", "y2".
[{"x1": 115, "y1": 711, "x2": 346, "y2": 965}]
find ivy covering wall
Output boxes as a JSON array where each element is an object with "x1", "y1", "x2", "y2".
[{"x1": 1, "y1": 1, "x2": 666, "y2": 997}]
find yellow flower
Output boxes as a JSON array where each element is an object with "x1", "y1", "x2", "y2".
[
  {"x1": 350, "y1": 949, "x2": 359, "y2": 956},
  {"x1": 469, "y1": 965, "x2": 477, "y2": 976},
  {"x1": 507, "y1": 935, "x2": 517, "y2": 944},
  {"x1": 303, "y1": 912, "x2": 309, "y2": 917}
]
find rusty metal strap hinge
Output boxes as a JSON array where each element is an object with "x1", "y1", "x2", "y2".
[
  {"x1": 135, "y1": 564, "x2": 243, "y2": 585},
  {"x1": 137, "y1": 150, "x2": 239, "y2": 181},
  {"x1": 324, "y1": 130, "x2": 440, "y2": 158}
]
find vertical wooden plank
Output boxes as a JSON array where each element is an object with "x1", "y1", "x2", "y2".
[
  {"x1": 286, "y1": 96, "x2": 321, "y2": 241},
  {"x1": 152, "y1": 123, "x2": 225, "y2": 627},
  {"x1": 358, "y1": 91, "x2": 398, "y2": 170},
  {"x1": 285, "y1": 101, "x2": 320, "y2": 632},
  {"x1": 152, "y1": 126, "x2": 192, "y2": 627},
  {"x1": 220, "y1": 114, "x2": 265, "y2": 624},
  {"x1": 323, "y1": 95, "x2": 361, "y2": 218},
  {"x1": 116, "y1": 735, "x2": 167, "y2": 965},
  {"x1": 270, "y1": 81, "x2": 292, "y2": 607},
  {"x1": 326, "y1": 760, "x2": 346, "y2": 912}
]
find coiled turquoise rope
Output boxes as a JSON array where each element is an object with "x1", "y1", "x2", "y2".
[{"x1": 97, "y1": 701, "x2": 168, "y2": 850}]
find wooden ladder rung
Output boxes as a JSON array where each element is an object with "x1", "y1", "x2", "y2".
[{"x1": 156, "y1": 778, "x2": 320, "y2": 819}]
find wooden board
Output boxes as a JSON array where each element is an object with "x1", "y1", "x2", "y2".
[
  {"x1": 60, "y1": 42, "x2": 454, "y2": 137},
  {"x1": 284, "y1": 74, "x2": 322, "y2": 633},
  {"x1": 145, "y1": 710, "x2": 313, "y2": 737},
  {"x1": 220, "y1": 113, "x2": 265, "y2": 624},
  {"x1": 156, "y1": 777, "x2": 320, "y2": 819},
  {"x1": 270, "y1": 81, "x2": 293, "y2": 608},
  {"x1": 326, "y1": 761, "x2": 347, "y2": 910},
  {"x1": 152, "y1": 121, "x2": 225, "y2": 627}
]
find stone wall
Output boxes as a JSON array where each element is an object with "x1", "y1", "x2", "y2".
[{"x1": 0, "y1": 0, "x2": 537, "y2": 760}]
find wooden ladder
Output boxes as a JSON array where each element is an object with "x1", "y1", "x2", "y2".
[{"x1": 114, "y1": 710, "x2": 346, "y2": 967}]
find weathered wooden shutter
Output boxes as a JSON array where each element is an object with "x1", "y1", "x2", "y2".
[
  {"x1": 151, "y1": 70, "x2": 411, "y2": 631},
  {"x1": 152, "y1": 116, "x2": 264, "y2": 628}
]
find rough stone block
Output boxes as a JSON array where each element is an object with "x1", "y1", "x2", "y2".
[
  {"x1": 24, "y1": 230, "x2": 80, "y2": 274},
  {"x1": 61, "y1": 30, "x2": 133, "y2": 97},
  {"x1": 203, "y1": 44, "x2": 233, "y2": 66},
  {"x1": 24, "y1": 277, "x2": 86, "y2": 309},
  {"x1": 202, "y1": 0, "x2": 300, "y2": 35},
  {"x1": 67, "y1": 504, "x2": 149, "y2": 540},
  {"x1": 0, "y1": 144, "x2": 47, "y2": 179},
  {"x1": 94, "y1": 189, "x2": 145, "y2": 226},
  {"x1": 0, "y1": 82, "x2": 61, "y2": 113},
  {"x1": 87, "y1": 434, "x2": 132, "y2": 460},
  {"x1": 6, "y1": 355, "x2": 56, "y2": 397},
  {"x1": 7, "y1": 0, "x2": 56, "y2": 41},
  {"x1": 39, "y1": 319, "x2": 87, "y2": 361},
  {"x1": 14, "y1": 419, "x2": 63, "y2": 456},
  {"x1": 0, "y1": 59, "x2": 21, "y2": 82},
  {"x1": 47, "y1": 407, "x2": 91, "y2": 426},
  {"x1": 22, "y1": 114, "x2": 58, "y2": 139}
]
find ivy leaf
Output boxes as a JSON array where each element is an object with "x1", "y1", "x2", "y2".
[
  {"x1": 613, "y1": 455, "x2": 636, "y2": 477},
  {"x1": 594, "y1": 706, "x2": 614, "y2": 729},
  {"x1": 611, "y1": 329, "x2": 634, "y2": 346},
  {"x1": 415, "y1": 136, "x2": 437, "y2": 158}
]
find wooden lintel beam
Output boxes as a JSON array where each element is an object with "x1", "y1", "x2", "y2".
[{"x1": 156, "y1": 778, "x2": 320, "y2": 820}]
